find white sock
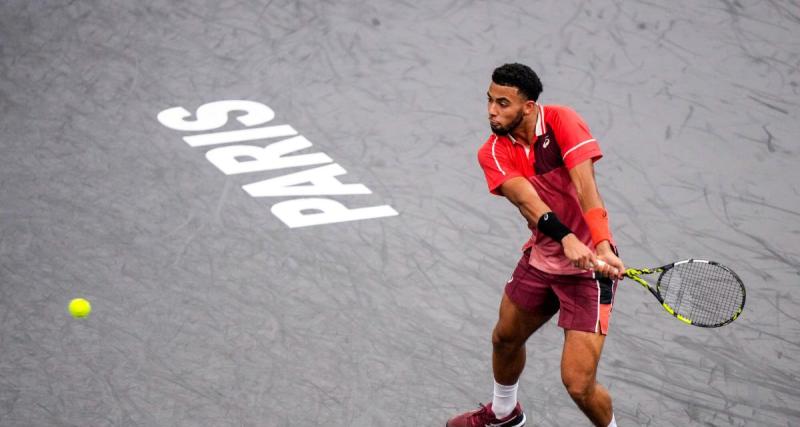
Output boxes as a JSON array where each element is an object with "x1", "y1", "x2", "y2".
[
  {"x1": 492, "y1": 380, "x2": 518, "y2": 419},
  {"x1": 608, "y1": 413, "x2": 617, "y2": 427}
]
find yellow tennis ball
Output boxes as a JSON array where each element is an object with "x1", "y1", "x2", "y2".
[{"x1": 68, "y1": 298, "x2": 91, "y2": 318}]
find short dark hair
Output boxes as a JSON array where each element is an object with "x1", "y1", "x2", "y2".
[{"x1": 491, "y1": 63, "x2": 543, "y2": 101}]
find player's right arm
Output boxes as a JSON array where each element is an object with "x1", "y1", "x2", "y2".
[
  {"x1": 498, "y1": 177, "x2": 596, "y2": 269},
  {"x1": 478, "y1": 138, "x2": 595, "y2": 268}
]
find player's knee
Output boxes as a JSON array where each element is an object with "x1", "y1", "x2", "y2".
[
  {"x1": 562, "y1": 372, "x2": 594, "y2": 403},
  {"x1": 491, "y1": 327, "x2": 524, "y2": 353}
]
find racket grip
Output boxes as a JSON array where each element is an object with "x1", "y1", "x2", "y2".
[{"x1": 592, "y1": 259, "x2": 620, "y2": 277}]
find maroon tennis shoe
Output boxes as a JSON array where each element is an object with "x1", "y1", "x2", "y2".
[{"x1": 446, "y1": 402, "x2": 526, "y2": 427}]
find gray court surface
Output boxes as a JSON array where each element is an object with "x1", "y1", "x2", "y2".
[{"x1": 1, "y1": 1, "x2": 798, "y2": 426}]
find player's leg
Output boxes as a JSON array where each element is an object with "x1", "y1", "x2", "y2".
[
  {"x1": 446, "y1": 253, "x2": 558, "y2": 427},
  {"x1": 552, "y1": 272, "x2": 618, "y2": 426},
  {"x1": 446, "y1": 294, "x2": 555, "y2": 427},
  {"x1": 492, "y1": 291, "x2": 554, "y2": 385},
  {"x1": 561, "y1": 329, "x2": 615, "y2": 426},
  {"x1": 490, "y1": 256, "x2": 559, "y2": 420}
]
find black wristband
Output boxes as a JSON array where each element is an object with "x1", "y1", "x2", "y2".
[{"x1": 537, "y1": 211, "x2": 572, "y2": 242}]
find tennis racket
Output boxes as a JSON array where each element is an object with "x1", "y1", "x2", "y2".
[{"x1": 597, "y1": 259, "x2": 746, "y2": 327}]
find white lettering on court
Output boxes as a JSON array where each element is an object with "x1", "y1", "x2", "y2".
[{"x1": 157, "y1": 100, "x2": 398, "y2": 228}]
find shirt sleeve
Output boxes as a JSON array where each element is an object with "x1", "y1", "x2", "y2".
[
  {"x1": 477, "y1": 137, "x2": 524, "y2": 196},
  {"x1": 551, "y1": 107, "x2": 603, "y2": 169}
]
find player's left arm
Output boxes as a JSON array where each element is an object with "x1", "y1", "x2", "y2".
[{"x1": 568, "y1": 159, "x2": 625, "y2": 279}]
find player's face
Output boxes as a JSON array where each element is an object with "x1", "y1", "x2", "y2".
[{"x1": 487, "y1": 83, "x2": 530, "y2": 136}]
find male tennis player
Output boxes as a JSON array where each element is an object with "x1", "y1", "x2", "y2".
[{"x1": 446, "y1": 63, "x2": 625, "y2": 427}]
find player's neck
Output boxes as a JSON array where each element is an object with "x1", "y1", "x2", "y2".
[
  {"x1": 510, "y1": 114, "x2": 537, "y2": 147},
  {"x1": 511, "y1": 116, "x2": 536, "y2": 146}
]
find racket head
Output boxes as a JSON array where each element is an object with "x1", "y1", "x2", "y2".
[{"x1": 655, "y1": 259, "x2": 746, "y2": 327}]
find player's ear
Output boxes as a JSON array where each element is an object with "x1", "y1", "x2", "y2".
[{"x1": 524, "y1": 100, "x2": 537, "y2": 115}]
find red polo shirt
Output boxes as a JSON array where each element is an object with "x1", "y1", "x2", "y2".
[{"x1": 477, "y1": 104, "x2": 607, "y2": 275}]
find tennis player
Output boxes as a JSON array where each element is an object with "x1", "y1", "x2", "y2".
[{"x1": 446, "y1": 63, "x2": 625, "y2": 427}]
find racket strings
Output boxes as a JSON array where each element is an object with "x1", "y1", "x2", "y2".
[{"x1": 659, "y1": 262, "x2": 744, "y2": 326}]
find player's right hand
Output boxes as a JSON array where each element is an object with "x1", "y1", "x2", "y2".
[
  {"x1": 595, "y1": 241, "x2": 625, "y2": 280},
  {"x1": 561, "y1": 234, "x2": 597, "y2": 271}
]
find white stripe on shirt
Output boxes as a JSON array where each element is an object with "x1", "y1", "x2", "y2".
[
  {"x1": 491, "y1": 135, "x2": 506, "y2": 175},
  {"x1": 562, "y1": 138, "x2": 597, "y2": 160}
]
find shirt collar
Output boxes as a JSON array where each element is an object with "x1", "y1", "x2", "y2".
[{"x1": 534, "y1": 103, "x2": 546, "y2": 137}]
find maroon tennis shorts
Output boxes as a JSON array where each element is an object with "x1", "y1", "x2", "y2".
[{"x1": 504, "y1": 250, "x2": 618, "y2": 334}]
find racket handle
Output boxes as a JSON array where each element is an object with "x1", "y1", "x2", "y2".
[{"x1": 592, "y1": 258, "x2": 620, "y2": 277}]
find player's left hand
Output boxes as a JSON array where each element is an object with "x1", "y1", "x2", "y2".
[{"x1": 594, "y1": 241, "x2": 625, "y2": 280}]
